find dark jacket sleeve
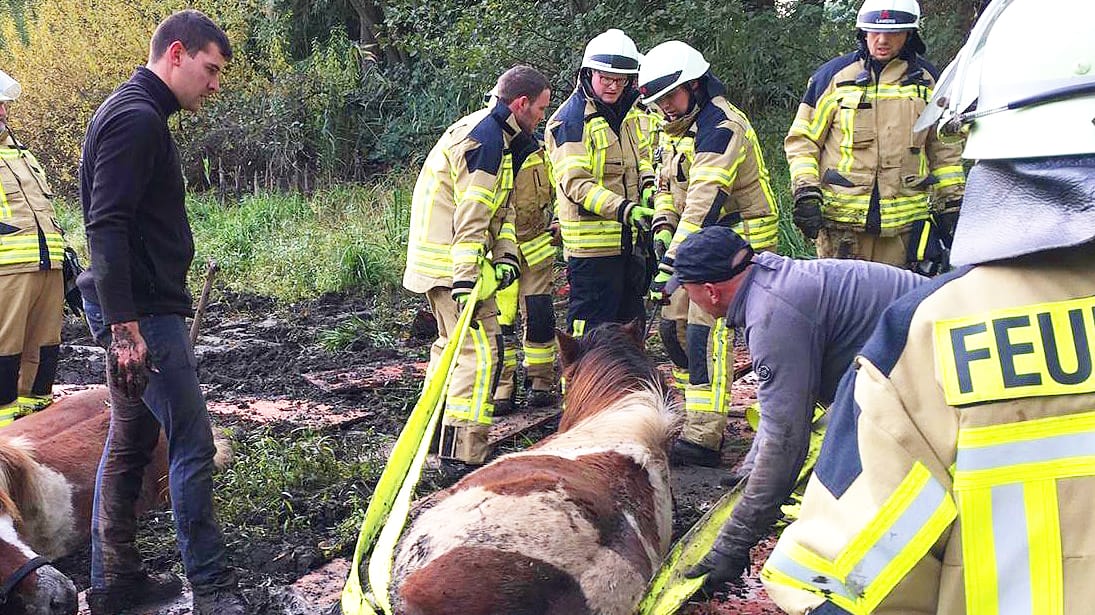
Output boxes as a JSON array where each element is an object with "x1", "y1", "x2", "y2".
[
  {"x1": 84, "y1": 109, "x2": 162, "y2": 324},
  {"x1": 721, "y1": 299, "x2": 821, "y2": 556}
]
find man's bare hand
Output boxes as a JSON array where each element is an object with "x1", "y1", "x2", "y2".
[{"x1": 109, "y1": 321, "x2": 153, "y2": 400}]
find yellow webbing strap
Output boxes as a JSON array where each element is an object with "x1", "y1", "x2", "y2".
[
  {"x1": 637, "y1": 403, "x2": 826, "y2": 615},
  {"x1": 341, "y1": 262, "x2": 497, "y2": 615}
]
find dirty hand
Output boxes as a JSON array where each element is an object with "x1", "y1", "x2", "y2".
[
  {"x1": 108, "y1": 321, "x2": 153, "y2": 401},
  {"x1": 653, "y1": 228, "x2": 673, "y2": 260},
  {"x1": 495, "y1": 263, "x2": 519, "y2": 291},
  {"x1": 684, "y1": 544, "x2": 750, "y2": 594},
  {"x1": 649, "y1": 270, "x2": 672, "y2": 304},
  {"x1": 792, "y1": 188, "x2": 824, "y2": 240},
  {"x1": 627, "y1": 204, "x2": 655, "y2": 231}
]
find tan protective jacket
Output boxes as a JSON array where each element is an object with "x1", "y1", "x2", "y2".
[
  {"x1": 545, "y1": 87, "x2": 654, "y2": 258},
  {"x1": 511, "y1": 144, "x2": 555, "y2": 270},
  {"x1": 785, "y1": 51, "x2": 964, "y2": 235},
  {"x1": 0, "y1": 135, "x2": 63, "y2": 275},
  {"x1": 652, "y1": 85, "x2": 780, "y2": 264},
  {"x1": 403, "y1": 102, "x2": 521, "y2": 294},
  {"x1": 762, "y1": 245, "x2": 1095, "y2": 614}
]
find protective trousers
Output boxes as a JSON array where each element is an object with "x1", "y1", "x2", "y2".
[
  {"x1": 816, "y1": 227, "x2": 909, "y2": 267},
  {"x1": 83, "y1": 300, "x2": 229, "y2": 590},
  {"x1": 680, "y1": 301, "x2": 732, "y2": 452},
  {"x1": 658, "y1": 288, "x2": 690, "y2": 393},
  {"x1": 426, "y1": 287, "x2": 501, "y2": 465},
  {"x1": 565, "y1": 253, "x2": 645, "y2": 337},
  {"x1": 495, "y1": 262, "x2": 557, "y2": 400},
  {"x1": 0, "y1": 269, "x2": 62, "y2": 426}
]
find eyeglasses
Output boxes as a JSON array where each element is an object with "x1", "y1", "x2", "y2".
[{"x1": 594, "y1": 72, "x2": 630, "y2": 88}]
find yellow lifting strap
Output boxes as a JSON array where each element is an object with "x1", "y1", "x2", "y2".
[
  {"x1": 636, "y1": 403, "x2": 827, "y2": 615},
  {"x1": 341, "y1": 262, "x2": 498, "y2": 615}
]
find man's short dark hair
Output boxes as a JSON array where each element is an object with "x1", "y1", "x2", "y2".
[
  {"x1": 150, "y1": 9, "x2": 232, "y2": 62},
  {"x1": 495, "y1": 65, "x2": 549, "y2": 103}
]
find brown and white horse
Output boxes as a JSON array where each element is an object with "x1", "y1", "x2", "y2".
[
  {"x1": 390, "y1": 321, "x2": 678, "y2": 615},
  {"x1": 0, "y1": 388, "x2": 169, "y2": 615}
]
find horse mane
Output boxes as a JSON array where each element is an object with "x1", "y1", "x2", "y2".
[
  {"x1": 557, "y1": 322, "x2": 665, "y2": 433},
  {"x1": 0, "y1": 437, "x2": 37, "y2": 525}
]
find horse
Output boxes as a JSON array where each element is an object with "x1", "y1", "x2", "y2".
[
  {"x1": 389, "y1": 320, "x2": 679, "y2": 615},
  {"x1": 0, "y1": 387, "x2": 214, "y2": 615}
]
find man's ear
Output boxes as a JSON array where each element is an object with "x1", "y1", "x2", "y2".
[{"x1": 166, "y1": 40, "x2": 187, "y2": 66}]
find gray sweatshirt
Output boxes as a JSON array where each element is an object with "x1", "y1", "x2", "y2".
[{"x1": 718, "y1": 252, "x2": 926, "y2": 556}]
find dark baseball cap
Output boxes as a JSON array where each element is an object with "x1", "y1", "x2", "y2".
[{"x1": 664, "y1": 226, "x2": 754, "y2": 294}]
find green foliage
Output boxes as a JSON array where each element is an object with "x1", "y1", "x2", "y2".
[{"x1": 317, "y1": 314, "x2": 398, "y2": 352}]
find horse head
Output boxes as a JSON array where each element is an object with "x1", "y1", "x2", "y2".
[
  {"x1": 555, "y1": 319, "x2": 664, "y2": 432},
  {"x1": 0, "y1": 449, "x2": 77, "y2": 615}
]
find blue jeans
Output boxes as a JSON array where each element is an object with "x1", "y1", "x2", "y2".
[
  {"x1": 565, "y1": 254, "x2": 646, "y2": 335},
  {"x1": 85, "y1": 300, "x2": 227, "y2": 589}
]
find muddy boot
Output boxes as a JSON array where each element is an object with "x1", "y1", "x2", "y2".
[
  {"x1": 492, "y1": 398, "x2": 515, "y2": 417},
  {"x1": 526, "y1": 389, "x2": 557, "y2": 408},
  {"x1": 87, "y1": 571, "x2": 183, "y2": 615},
  {"x1": 670, "y1": 439, "x2": 722, "y2": 468},
  {"x1": 193, "y1": 572, "x2": 247, "y2": 615}
]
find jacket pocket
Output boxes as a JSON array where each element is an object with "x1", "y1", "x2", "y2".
[{"x1": 839, "y1": 91, "x2": 875, "y2": 148}]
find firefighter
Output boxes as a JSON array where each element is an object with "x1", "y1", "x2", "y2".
[
  {"x1": 659, "y1": 225, "x2": 923, "y2": 595},
  {"x1": 545, "y1": 28, "x2": 655, "y2": 337},
  {"x1": 786, "y1": 0, "x2": 965, "y2": 268},
  {"x1": 0, "y1": 69, "x2": 65, "y2": 427},
  {"x1": 758, "y1": 2, "x2": 1095, "y2": 611},
  {"x1": 403, "y1": 65, "x2": 550, "y2": 473},
  {"x1": 493, "y1": 135, "x2": 559, "y2": 412},
  {"x1": 638, "y1": 41, "x2": 781, "y2": 466}
]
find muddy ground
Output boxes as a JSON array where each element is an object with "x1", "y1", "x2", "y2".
[{"x1": 52, "y1": 285, "x2": 783, "y2": 614}]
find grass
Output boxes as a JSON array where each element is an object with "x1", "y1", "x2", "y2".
[{"x1": 317, "y1": 313, "x2": 399, "y2": 352}]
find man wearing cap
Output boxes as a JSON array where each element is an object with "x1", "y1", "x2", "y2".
[
  {"x1": 785, "y1": 0, "x2": 964, "y2": 269},
  {"x1": 0, "y1": 69, "x2": 66, "y2": 427},
  {"x1": 667, "y1": 225, "x2": 924, "y2": 591}
]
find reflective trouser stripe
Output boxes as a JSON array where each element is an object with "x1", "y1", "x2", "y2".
[
  {"x1": 953, "y1": 411, "x2": 1095, "y2": 615},
  {"x1": 572, "y1": 319, "x2": 586, "y2": 338},
  {"x1": 445, "y1": 323, "x2": 495, "y2": 425},
  {"x1": 761, "y1": 462, "x2": 956, "y2": 614},
  {"x1": 523, "y1": 344, "x2": 554, "y2": 366},
  {"x1": 671, "y1": 367, "x2": 688, "y2": 392},
  {"x1": 0, "y1": 402, "x2": 19, "y2": 427},
  {"x1": 685, "y1": 318, "x2": 729, "y2": 414}
]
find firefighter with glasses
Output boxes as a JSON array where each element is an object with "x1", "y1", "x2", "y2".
[
  {"x1": 786, "y1": 0, "x2": 964, "y2": 271},
  {"x1": 546, "y1": 29, "x2": 655, "y2": 337},
  {"x1": 760, "y1": 1, "x2": 1095, "y2": 611}
]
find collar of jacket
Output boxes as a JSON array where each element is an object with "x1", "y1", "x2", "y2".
[
  {"x1": 130, "y1": 66, "x2": 182, "y2": 119},
  {"x1": 662, "y1": 106, "x2": 700, "y2": 137},
  {"x1": 488, "y1": 99, "x2": 522, "y2": 138},
  {"x1": 724, "y1": 254, "x2": 769, "y2": 327},
  {"x1": 489, "y1": 99, "x2": 538, "y2": 169},
  {"x1": 575, "y1": 70, "x2": 640, "y2": 136},
  {"x1": 662, "y1": 73, "x2": 730, "y2": 137}
]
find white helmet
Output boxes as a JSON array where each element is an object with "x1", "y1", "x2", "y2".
[
  {"x1": 0, "y1": 70, "x2": 21, "y2": 103},
  {"x1": 919, "y1": 0, "x2": 1095, "y2": 160},
  {"x1": 856, "y1": 0, "x2": 920, "y2": 31},
  {"x1": 582, "y1": 29, "x2": 642, "y2": 75},
  {"x1": 637, "y1": 41, "x2": 710, "y2": 105}
]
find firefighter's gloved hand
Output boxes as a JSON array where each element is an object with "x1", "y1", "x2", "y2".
[
  {"x1": 627, "y1": 203, "x2": 655, "y2": 231},
  {"x1": 451, "y1": 288, "x2": 471, "y2": 310},
  {"x1": 495, "y1": 263, "x2": 519, "y2": 291},
  {"x1": 649, "y1": 270, "x2": 672, "y2": 304},
  {"x1": 653, "y1": 228, "x2": 673, "y2": 260},
  {"x1": 641, "y1": 183, "x2": 656, "y2": 209},
  {"x1": 684, "y1": 542, "x2": 750, "y2": 594},
  {"x1": 792, "y1": 188, "x2": 824, "y2": 240},
  {"x1": 549, "y1": 219, "x2": 562, "y2": 246}
]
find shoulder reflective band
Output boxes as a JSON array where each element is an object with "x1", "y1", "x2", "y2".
[
  {"x1": 952, "y1": 410, "x2": 1095, "y2": 615},
  {"x1": 934, "y1": 295, "x2": 1095, "y2": 406}
]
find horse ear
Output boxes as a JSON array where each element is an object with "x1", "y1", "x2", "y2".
[
  {"x1": 556, "y1": 329, "x2": 581, "y2": 368},
  {"x1": 621, "y1": 318, "x2": 644, "y2": 347}
]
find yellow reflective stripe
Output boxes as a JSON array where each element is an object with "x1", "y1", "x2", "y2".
[
  {"x1": 639, "y1": 158, "x2": 654, "y2": 176},
  {"x1": 932, "y1": 165, "x2": 965, "y2": 188},
  {"x1": 583, "y1": 185, "x2": 616, "y2": 216},
  {"x1": 671, "y1": 368, "x2": 688, "y2": 391},
  {"x1": 519, "y1": 232, "x2": 555, "y2": 267},
  {"x1": 684, "y1": 387, "x2": 714, "y2": 413},
  {"x1": 450, "y1": 242, "x2": 483, "y2": 265},
  {"x1": 1026, "y1": 479, "x2": 1063, "y2": 615},
  {"x1": 521, "y1": 151, "x2": 544, "y2": 170},
  {"x1": 958, "y1": 487, "x2": 997, "y2": 615},
  {"x1": 554, "y1": 154, "x2": 592, "y2": 176},
  {"x1": 523, "y1": 344, "x2": 555, "y2": 365},
  {"x1": 408, "y1": 241, "x2": 454, "y2": 278},
  {"x1": 654, "y1": 193, "x2": 675, "y2": 213},
  {"x1": 762, "y1": 462, "x2": 956, "y2": 614},
  {"x1": 954, "y1": 410, "x2": 1095, "y2": 488},
  {"x1": 470, "y1": 323, "x2": 494, "y2": 424},
  {"x1": 691, "y1": 164, "x2": 739, "y2": 189},
  {"x1": 710, "y1": 317, "x2": 730, "y2": 414},
  {"x1": 837, "y1": 103, "x2": 857, "y2": 174},
  {"x1": 572, "y1": 319, "x2": 586, "y2": 338},
  {"x1": 935, "y1": 296, "x2": 1095, "y2": 407},
  {"x1": 743, "y1": 215, "x2": 780, "y2": 251},
  {"x1": 789, "y1": 156, "x2": 819, "y2": 182},
  {"x1": 498, "y1": 222, "x2": 517, "y2": 243},
  {"x1": 461, "y1": 185, "x2": 496, "y2": 209},
  {"x1": 559, "y1": 219, "x2": 622, "y2": 249},
  {"x1": 914, "y1": 221, "x2": 931, "y2": 260}
]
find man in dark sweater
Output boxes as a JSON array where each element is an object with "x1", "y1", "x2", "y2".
[{"x1": 77, "y1": 10, "x2": 243, "y2": 615}]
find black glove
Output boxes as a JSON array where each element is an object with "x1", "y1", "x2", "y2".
[
  {"x1": 793, "y1": 188, "x2": 825, "y2": 240},
  {"x1": 683, "y1": 543, "x2": 750, "y2": 594},
  {"x1": 934, "y1": 207, "x2": 960, "y2": 246}
]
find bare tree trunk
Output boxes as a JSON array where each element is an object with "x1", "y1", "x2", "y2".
[{"x1": 346, "y1": 0, "x2": 407, "y2": 66}]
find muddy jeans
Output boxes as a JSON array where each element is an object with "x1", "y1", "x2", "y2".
[{"x1": 84, "y1": 299, "x2": 228, "y2": 589}]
